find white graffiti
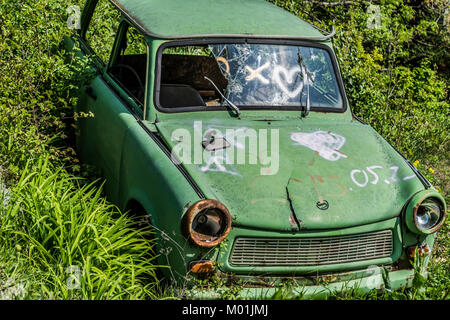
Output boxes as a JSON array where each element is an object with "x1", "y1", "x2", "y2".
[
  {"x1": 244, "y1": 57, "x2": 315, "y2": 101},
  {"x1": 366, "y1": 165, "x2": 383, "y2": 184},
  {"x1": 389, "y1": 166, "x2": 399, "y2": 182},
  {"x1": 200, "y1": 152, "x2": 241, "y2": 177},
  {"x1": 272, "y1": 66, "x2": 304, "y2": 98},
  {"x1": 350, "y1": 165, "x2": 417, "y2": 188},
  {"x1": 290, "y1": 131, "x2": 347, "y2": 161},
  {"x1": 350, "y1": 169, "x2": 369, "y2": 187},
  {"x1": 245, "y1": 62, "x2": 270, "y2": 84}
]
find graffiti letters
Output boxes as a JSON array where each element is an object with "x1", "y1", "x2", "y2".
[{"x1": 350, "y1": 165, "x2": 417, "y2": 188}]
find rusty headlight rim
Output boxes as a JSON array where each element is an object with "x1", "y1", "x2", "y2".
[
  {"x1": 181, "y1": 199, "x2": 232, "y2": 248},
  {"x1": 405, "y1": 191, "x2": 447, "y2": 235}
]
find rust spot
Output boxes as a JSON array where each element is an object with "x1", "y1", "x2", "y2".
[
  {"x1": 315, "y1": 175, "x2": 324, "y2": 183},
  {"x1": 407, "y1": 244, "x2": 431, "y2": 258},
  {"x1": 183, "y1": 201, "x2": 191, "y2": 210},
  {"x1": 333, "y1": 148, "x2": 348, "y2": 157},
  {"x1": 308, "y1": 152, "x2": 319, "y2": 166},
  {"x1": 289, "y1": 214, "x2": 297, "y2": 227},
  {"x1": 181, "y1": 199, "x2": 232, "y2": 248},
  {"x1": 196, "y1": 202, "x2": 209, "y2": 210}
]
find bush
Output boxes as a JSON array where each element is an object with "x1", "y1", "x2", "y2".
[{"x1": 0, "y1": 0, "x2": 87, "y2": 177}]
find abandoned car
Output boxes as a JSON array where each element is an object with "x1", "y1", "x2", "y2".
[{"x1": 63, "y1": 0, "x2": 447, "y2": 298}]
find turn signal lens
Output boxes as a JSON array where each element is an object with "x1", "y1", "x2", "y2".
[{"x1": 190, "y1": 260, "x2": 214, "y2": 274}]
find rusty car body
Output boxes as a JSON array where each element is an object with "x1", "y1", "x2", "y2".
[{"x1": 63, "y1": 0, "x2": 447, "y2": 298}]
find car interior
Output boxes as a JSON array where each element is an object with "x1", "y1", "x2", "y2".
[
  {"x1": 109, "y1": 30, "x2": 227, "y2": 109},
  {"x1": 159, "y1": 53, "x2": 228, "y2": 109}
]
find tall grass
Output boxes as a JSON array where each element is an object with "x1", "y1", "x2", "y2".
[{"x1": 0, "y1": 157, "x2": 160, "y2": 299}]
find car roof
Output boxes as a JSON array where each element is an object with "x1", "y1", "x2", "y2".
[{"x1": 111, "y1": 0, "x2": 331, "y2": 40}]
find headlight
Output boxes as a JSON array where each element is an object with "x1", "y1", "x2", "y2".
[
  {"x1": 415, "y1": 199, "x2": 441, "y2": 230},
  {"x1": 405, "y1": 191, "x2": 446, "y2": 234},
  {"x1": 182, "y1": 200, "x2": 232, "y2": 247}
]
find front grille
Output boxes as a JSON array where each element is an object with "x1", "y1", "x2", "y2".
[{"x1": 229, "y1": 230, "x2": 393, "y2": 267}]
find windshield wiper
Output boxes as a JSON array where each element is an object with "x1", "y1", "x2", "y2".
[
  {"x1": 297, "y1": 51, "x2": 315, "y2": 118},
  {"x1": 204, "y1": 76, "x2": 241, "y2": 119}
]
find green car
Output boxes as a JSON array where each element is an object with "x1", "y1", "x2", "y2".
[{"x1": 64, "y1": 0, "x2": 447, "y2": 298}]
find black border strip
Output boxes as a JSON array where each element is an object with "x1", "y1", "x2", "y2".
[{"x1": 153, "y1": 38, "x2": 348, "y2": 114}]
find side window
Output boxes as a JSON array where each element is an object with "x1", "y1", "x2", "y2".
[
  {"x1": 109, "y1": 25, "x2": 148, "y2": 106},
  {"x1": 85, "y1": 0, "x2": 121, "y2": 64}
]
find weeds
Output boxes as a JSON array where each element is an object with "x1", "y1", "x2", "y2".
[{"x1": 0, "y1": 157, "x2": 160, "y2": 299}]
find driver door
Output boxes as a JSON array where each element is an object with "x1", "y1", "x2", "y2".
[{"x1": 70, "y1": 1, "x2": 149, "y2": 202}]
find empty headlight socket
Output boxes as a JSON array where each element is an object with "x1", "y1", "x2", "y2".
[{"x1": 181, "y1": 199, "x2": 232, "y2": 248}]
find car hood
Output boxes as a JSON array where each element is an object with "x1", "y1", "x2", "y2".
[{"x1": 155, "y1": 117, "x2": 425, "y2": 231}]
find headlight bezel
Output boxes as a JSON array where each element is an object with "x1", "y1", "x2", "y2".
[
  {"x1": 182, "y1": 199, "x2": 232, "y2": 247},
  {"x1": 405, "y1": 191, "x2": 446, "y2": 235}
]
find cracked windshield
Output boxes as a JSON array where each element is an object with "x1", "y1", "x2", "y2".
[{"x1": 160, "y1": 43, "x2": 343, "y2": 110}]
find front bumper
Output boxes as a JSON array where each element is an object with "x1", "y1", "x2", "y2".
[
  {"x1": 185, "y1": 267, "x2": 421, "y2": 299},
  {"x1": 181, "y1": 216, "x2": 438, "y2": 299}
]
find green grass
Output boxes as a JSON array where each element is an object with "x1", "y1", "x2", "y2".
[{"x1": 0, "y1": 158, "x2": 161, "y2": 299}]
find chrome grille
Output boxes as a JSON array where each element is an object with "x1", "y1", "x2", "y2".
[{"x1": 229, "y1": 230, "x2": 393, "y2": 267}]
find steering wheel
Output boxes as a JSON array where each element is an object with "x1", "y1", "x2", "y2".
[{"x1": 110, "y1": 64, "x2": 145, "y2": 100}]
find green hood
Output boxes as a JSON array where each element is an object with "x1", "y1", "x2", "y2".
[{"x1": 156, "y1": 117, "x2": 425, "y2": 231}]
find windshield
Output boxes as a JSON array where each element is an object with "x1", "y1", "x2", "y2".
[{"x1": 157, "y1": 42, "x2": 343, "y2": 111}]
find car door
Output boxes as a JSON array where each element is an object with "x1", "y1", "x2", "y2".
[{"x1": 63, "y1": 0, "x2": 149, "y2": 202}]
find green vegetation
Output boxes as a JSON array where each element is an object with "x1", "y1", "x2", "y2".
[
  {"x1": 0, "y1": 159, "x2": 159, "y2": 299},
  {"x1": 0, "y1": 0, "x2": 448, "y2": 299},
  {"x1": 0, "y1": 0, "x2": 161, "y2": 299}
]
